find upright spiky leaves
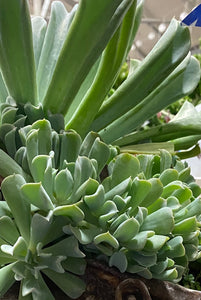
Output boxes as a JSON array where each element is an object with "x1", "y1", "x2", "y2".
[
  {"x1": 0, "y1": 0, "x2": 37, "y2": 104},
  {"x1": 43, "y1": 0, "x2": 136, "y2": 115}
]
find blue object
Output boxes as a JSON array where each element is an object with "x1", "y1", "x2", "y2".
[{"x1": 181, "y1": 4, "x2": 201, "y2": 27}]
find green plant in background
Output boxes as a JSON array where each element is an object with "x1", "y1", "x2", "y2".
[{"x1": 0, "y1": 0, "x2": 201, "y2": 299}]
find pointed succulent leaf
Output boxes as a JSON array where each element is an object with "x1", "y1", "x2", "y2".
[
  {"x1": 12, "y1": 237, "x2": 27, "y2": 260},
  {"x1": 94, "y1": 232, "x2": 119, "y2": 256},
  {"x1": 130, "y1": 252, "x2": 157, "y2": 268},
  {"x1": 128, "y1": 0, "x2": 144, "y2": 50},
  {"x1": 116, "y1": 100, "x2": 201, "y2": 148},
  {"x1": 0, "y1": 254, "x2": 16, "y2": 266},
  {"x1": 37, "y1": 253, "x2": 65, "y2": 274},
  {"x1": 184, "y1": 244, "x2": 199, "y2": 261},
  {"x1": 29, "y1": 213, "x2": 52, "y2": 251},
  {"x1": 43, "y1": 0, "x2": 136, "y2": 115},
  {"x1": 140, "y1": 207, "x2": 174, "y2": 235},
  {"x1": 109, "y1": 153, "x2": 140, "y2": 186},
  {"x1": 62, "y1": 257, "x2": 86, "y2": 275},
  {"x1": 136, "y1": 154, "x2": 154, "y2": 179},
  {"x1": 173, "y1": 217, "x2": 198, "y2": 235},
  {"x1": 0, "y1": 150, "x2": 30, "y2": 181},
  {"x1": 0, "y1": 0, "x2": 37, "y2": 104},
  {"x1": 91, "y1": 19, "x2": 191, "y2": 132},
  {"x1": 43, "y1": 268, "x2": 86, "y2": 299},
  {"x1": 64, "y1": 57, "x2": 101, "y2": 124},
  {"x1": 178, "y1": 167, "x2": 191, "y2": 182},
  {"x1": 21, "y1": 182, "x2": 54, "y2": 211},
  {"x1": 84, "y1": 185, "x2": 105, "y2": 212},
  {"x1": 89, "y1": 137, "x2": 111, "y2": 174},
  {"x1": 172, "y1": 186, "x2": 192, "y2": 204},
  {"x1": 1, "y1": 175, "x2": 31, "y2": 242},
  {"x1": 14, "y1": 147, "x2": 30, "y2": 175},
  {"x1": 105, "y1": 177, "x2": 132, "y2": 200},
  {"x1": 54, "y1": 168, "x2": 74, "y2": 204},
  {"x1": 0, "y1": 202, "x2": 12, "y2": 218},
  {"x1": 140, "y1": 178, "x2": 163, "y2": 208},
  {"x1": 37, "y1": 2, "x2": 77, "y2": 102},
  {"x1": 31, "y1": 16, "x2": 47, "y2": 70},
  {"x1": 99, "y1": 56, "x2": 200, "y2": 143},
  {"x1": 40, "y1": 215, "x2": 68, "y2": 246},
  {"x1": 1, "y1": 107, "x2": 17, "y2": 124},
  {"x1": 79, "y1": 131, "x2": 99, "y2": 156},
  {"x1": 188, "y1": 182, "x2": 201, "y2": 198},
  {"x1": 70, "y1": 178, "x2": 99, "y2": 204},
  {"x1": 22, "y1": 271, "x2": 54, "y2": 300},
  {"x1": 0, "y1": 216, "x2": 19, "y2": 245},
  {"x1": 23, "y1": 104, "x2": 44, "y2": 126},
  {"x1": 4, "y1": 127, "x2": 17, "y2": 158},
  {"x1": 99, "y1": 201, "x2": 118, "y2": 228},
  {"x1": 150, "y1": 258, "x2": 174, "y2": 274},
  {"x1": 161, "y1": 180, "x2": 185, "y2": 198},
  {"x1": 18, "y1": 125, "x2": 32, "y2": 146},
  {"x1": 144, "y1": 235, "x2": 169, "y2": 252},
  {"x1": 152, "y1": 268, "x2": 178, "y2": 282},
  {"x1": 0, "y1": 263, "x2": 15, "y2": 298},
  {"x1": 175, "y1": 198, "x2": 201, "y2": 222},
  {"x1": 19, "y1": 282, "x2": 35, "y2": 299},
  {"x1": 31, "y1": 155, "x2": 52, "y2": 183},
  {"x1": 147, "y1": 197, "x2": 166, "y2": 215},
  {"x1": 0, "y1": 71, "x2": 8, "y2": 103},
  {"x1": 126, "y1": 264, "x2": 148, "y2": 275},
  {"x1": 134, "y1": 207, "x2": 148, "y2": 225},
  {"x1": 53, "y1": 204, "x2": 84, "y2": 223},
  {"x1": 129, "y1": 178, "x2": 152, "y2": 213},
  {"x1": 26, "y1": 129, "x2": 39, "y2": 170},
  {"x1": 109, "y1": 251, "x2": 128, "y2": 273},
  {"x1": 125, "y1": 231, "x2": 154, "y2": 251},
  {"x1": 113, "y1": 217, "x2": 140, "y2": 242},
  {"x1": 112, "y1": 195, "x2": 131, "y2": 211},
  {"x1": 31, "y1": 119, "x2": 52, "y2": 155},
  {"x1": 1, "y1": 245, "x2": 14, "y2": 256},
  {"x1": 159, "y1": 169, "x2": 179, "y2": 186},
  {"x1": 66, "y1": 223, "x2": 101, "y2": 245},
  {"x1": 74, "y1": 156, "x2": 96, "y2": 186},
  {"x1": 159, "y1": 236, "x2": 185, "y2": 259},
  {"x1": 43, "y1": 236, "x2": 84, "y2": 258},
  {"x1": 66, "y1": 1, "x2": 137, "y2": 136},
  {"x1": 59, "y1": 130, "x2": 82, "y2": 169},
  {"x1": 160, "y1": 150, "x2": 173, "y2": 172},
  {"x1": 109, "y1": 213, "x2": 129, "y2": 232}
]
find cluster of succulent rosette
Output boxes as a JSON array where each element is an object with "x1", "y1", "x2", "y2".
[
  {"x1": 0, "y1": 100, "x2": 201, "y2": 299},
  {"x1": 0, "y1": 0, "x2": 201, "y2": 299}
]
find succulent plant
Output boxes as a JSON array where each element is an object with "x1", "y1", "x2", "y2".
[
  {"x1": 1, "y1": 119, "x2": 201, "y2": 299},
  {"x1": 0, "y1": 0, "x2": 199, "y2": 153},
  {"x1": 0, "y1": 0, "x2": 201, "y2": 299}
]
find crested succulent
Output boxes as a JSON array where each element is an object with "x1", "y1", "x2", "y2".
[
  {"x1": 0, "y1": 0, "x2": 201, "y2": 299},
  {"x1": 1, "y1": 120, "x2": 201, "y2": 299}
]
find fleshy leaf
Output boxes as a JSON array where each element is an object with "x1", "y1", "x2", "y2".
[
  {"x1": 21, "y1": 182, "x2": 54, "y2": 211},
  {"x1": 140, "y1": 207, "x2": 174, "y2": 235},
  {"x1": 2, "y1": 175, "x2": 31, "y2": 242},
  {"x1": 0, "y1": 263, "x2": 15, "y2": 297},
  {"x1": 109, "y1": 251, "x2": 128, "y2": 273},
  {"x1": 43, "y1": 269, "x2": 86, "y2": 299}
]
